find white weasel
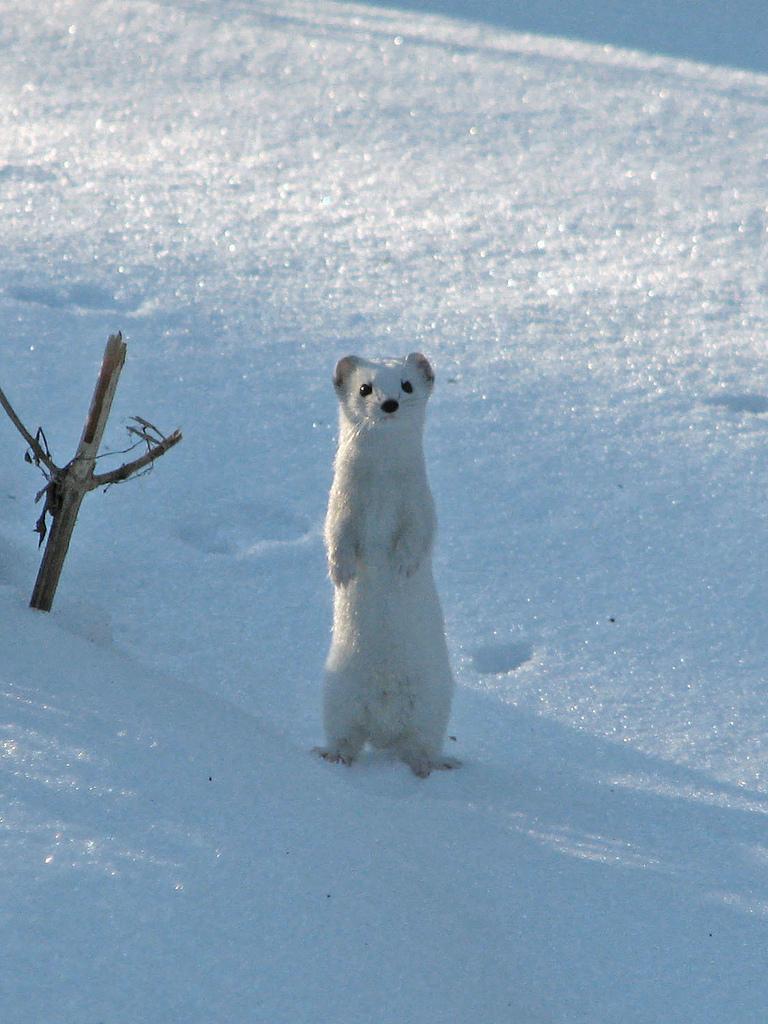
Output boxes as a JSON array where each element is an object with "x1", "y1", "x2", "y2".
[{"x1": 316, "y1": 352, "x2": 457, "y2": 778}]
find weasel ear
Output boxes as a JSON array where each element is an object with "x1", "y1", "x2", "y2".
[
  {"x1": 405, "y1": 352, "x2": 435, "y2": 388},
  {"x1": 333, "y1": 355, "x2": 359, "y2": 391}
]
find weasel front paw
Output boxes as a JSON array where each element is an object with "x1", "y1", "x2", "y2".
[
  {"x1": 328, "y1": 549, "x2": 357, "y2": 587},
  {"x1": 392, "y1": 518, "x2": 433, "y2": 577},
  {"x1": 392, "y1": 538, "x2": 425, "y2": 577}
]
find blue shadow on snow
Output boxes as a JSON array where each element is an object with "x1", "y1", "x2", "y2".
[{"x1": 344, "y1": 0, "x2": 768, "y2": 74}]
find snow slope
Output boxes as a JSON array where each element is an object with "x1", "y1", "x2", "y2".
[{"x1": 2, "y1": 1, "x2": 768, "y2": 1021}]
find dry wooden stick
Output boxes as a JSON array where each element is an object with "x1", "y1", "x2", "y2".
[
  {"x1": 1, "y1": 331, "x2": 182, "y2": 612},
  {"x1": 29, "y1": 333, "x2": 127, "y2": 610}
]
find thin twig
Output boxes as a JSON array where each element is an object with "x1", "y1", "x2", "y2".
[
  {"x1": 88, "y1": 429, "x2": 183, "y2": 490},
  {"x1": 93, "y1": 437, "x2": 146, "y2": 461},
  {"x1": 0, "y1": 384, "x2": 58, "y2": 474}
]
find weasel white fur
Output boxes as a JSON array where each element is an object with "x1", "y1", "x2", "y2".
[{"x1": 316, "y1": 352, "x2": 457, "y2": 778}]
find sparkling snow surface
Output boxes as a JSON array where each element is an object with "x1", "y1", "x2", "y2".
[{"x1": 2, "y1": 2, "x2": 768, "y2": 1021}]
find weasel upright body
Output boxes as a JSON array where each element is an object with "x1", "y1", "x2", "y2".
[{"x1": 317, "y1": 352, "x2": 456, "y2": 778}]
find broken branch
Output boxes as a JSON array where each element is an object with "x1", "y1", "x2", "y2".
[
  {"x1": 0, "y1": 384, "x2": 58, "y2": 474},
  {"x1": 3, "y1": 331, "x2": 182, "y2": 611}
]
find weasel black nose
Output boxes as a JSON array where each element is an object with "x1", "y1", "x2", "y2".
[{"x1": 381, "y1": 399, "x2": 399, "y2": 414}]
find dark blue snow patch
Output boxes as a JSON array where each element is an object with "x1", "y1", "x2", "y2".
[
  {"x1": 703, "y1": 393, "x2": 768, "y2": 415},
  {"x1": 8, "y1": 285, "x2": 64, "y2": 308},
  {"x1": 7, "y1": 282, "x2": 140, "y2": 313},
  {"x1": 471, "y1": 639, "x2": 534, "y2": 675},
  {"x1": 346, "y1": 0, "x2": 768, "y2": 74},
  {"x1": 0, "y1": 163, "x2": 56, "y2": 183}
]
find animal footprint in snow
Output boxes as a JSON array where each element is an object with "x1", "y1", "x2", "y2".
[
  {"x1": 471, "y1": 639, "x2": 534, "y2": 675},
  {"x1": 177, "y1": 502, "x2": 311, "y2": 556},
  {"x1": 703, "y1": 393, "x2": 768, "y2": 415}
]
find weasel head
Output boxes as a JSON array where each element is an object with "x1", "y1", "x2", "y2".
[{"x1": 332, "y1": 353, "x2": 435, "y2": 436}]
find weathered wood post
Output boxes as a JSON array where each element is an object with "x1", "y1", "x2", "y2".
[{"x1": 29, "y1": 333, "x2": 127, "y2": 611}]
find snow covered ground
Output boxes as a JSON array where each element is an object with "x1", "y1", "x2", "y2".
[{"x1": 2, "y1": 1, "x2": 768, "y2": 1020}]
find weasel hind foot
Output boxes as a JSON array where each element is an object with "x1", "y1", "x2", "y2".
[
  {"x1": 313, "y1": 745, "x2": 356, "y2": 767},
  {"x1": 406, "y1": 755, "x2": 462, "y2": 778}
]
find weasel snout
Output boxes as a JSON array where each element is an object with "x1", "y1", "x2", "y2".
[{"x1": 381, "y1": 399, "x2": 399, "y2": 414}]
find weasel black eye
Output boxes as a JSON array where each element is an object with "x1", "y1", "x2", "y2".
[
  {"x1": 359, "y1": 382, "x2": 373, "y2": 397},
  {"x1": 401, "y1": 380, "x2": 413, "y2": 394}
]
